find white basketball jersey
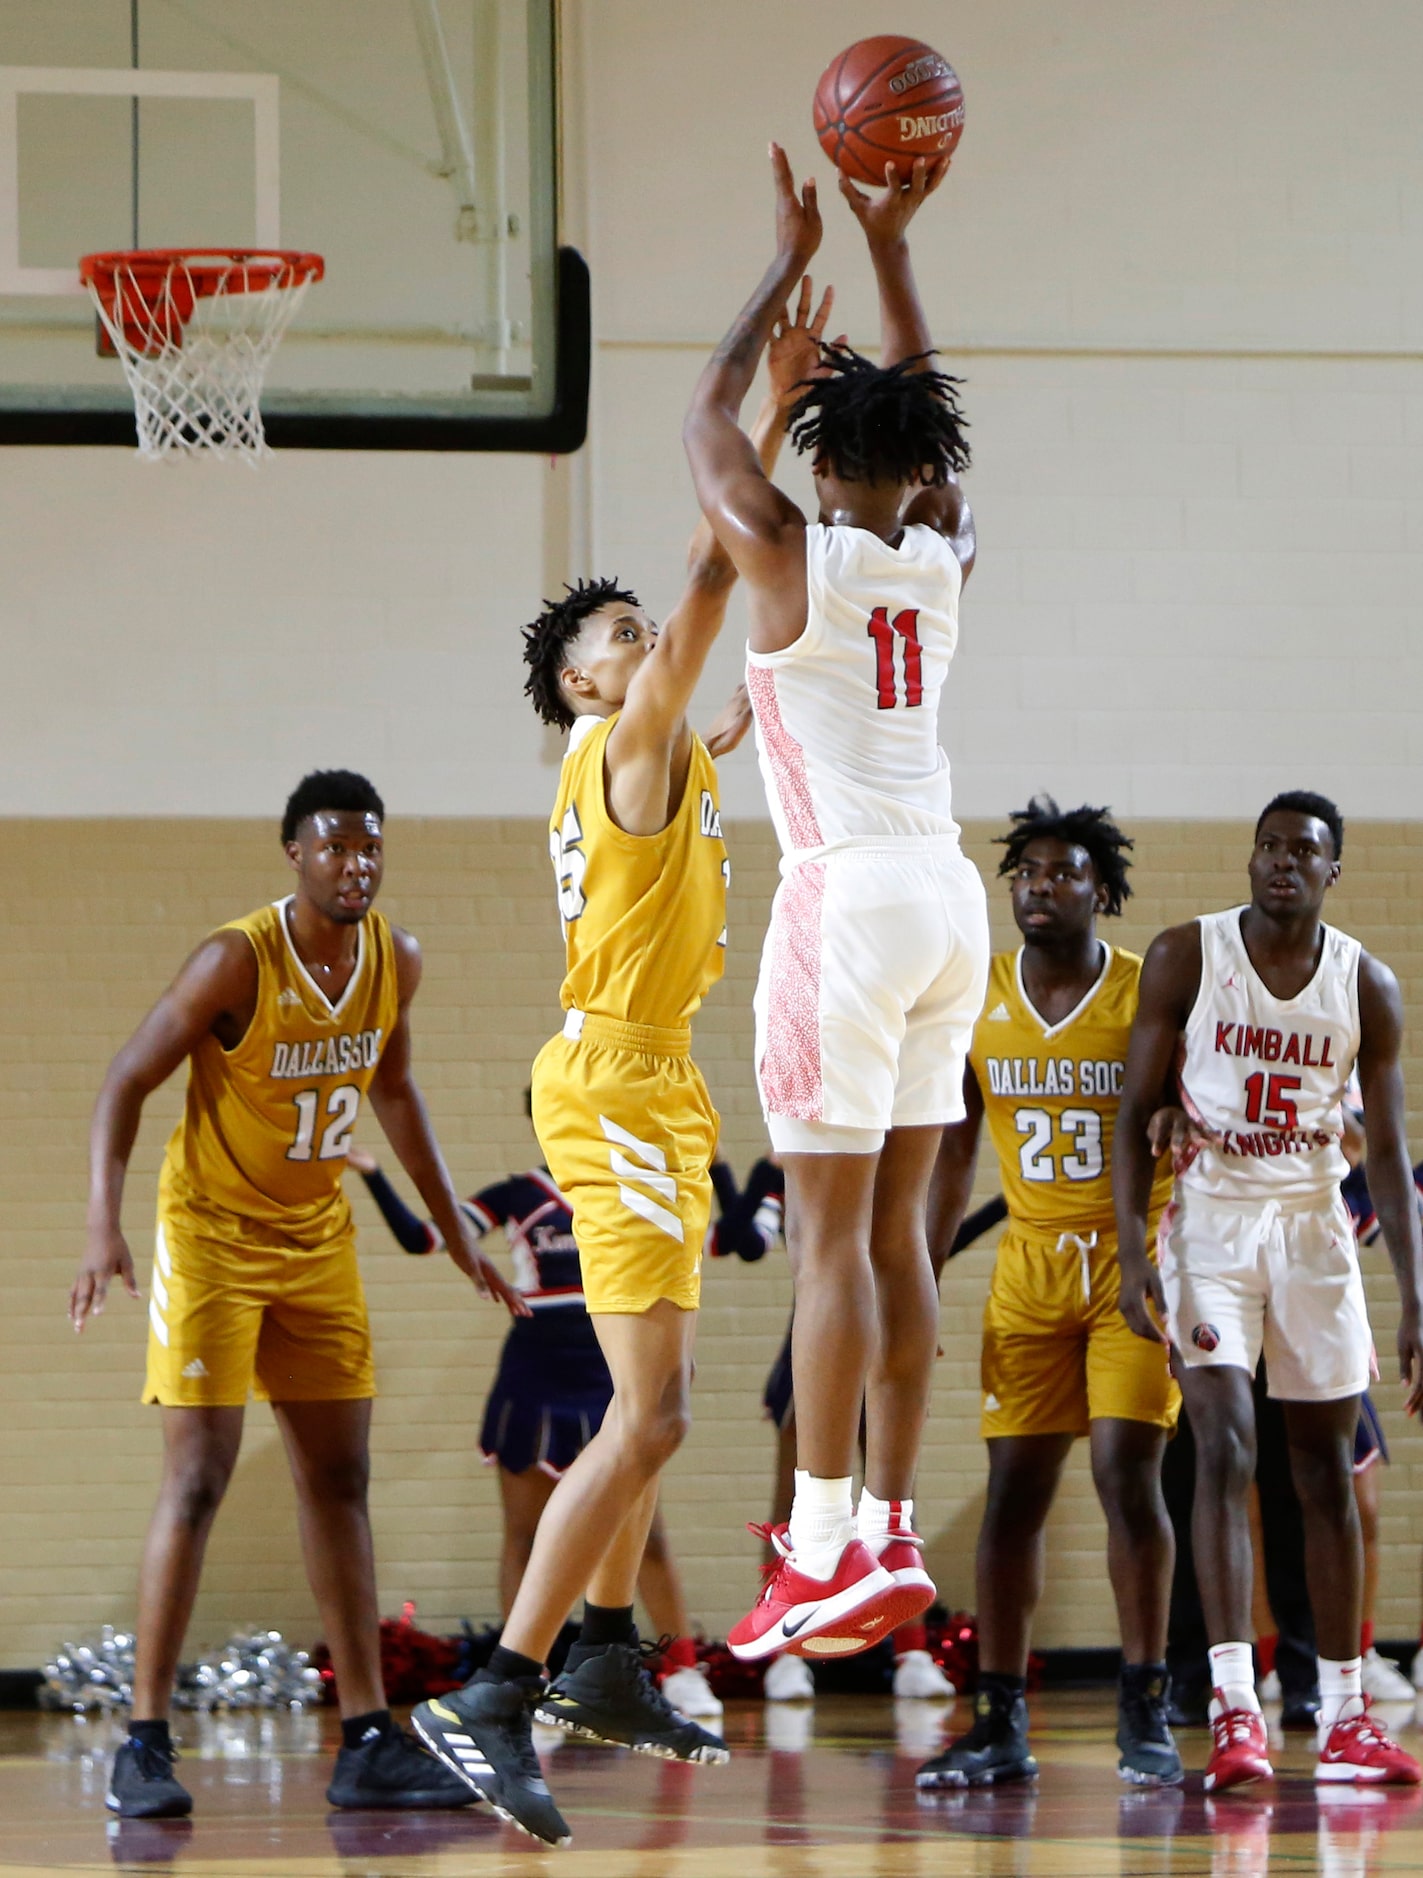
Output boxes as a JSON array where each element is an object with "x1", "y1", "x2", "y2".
[
  {"x1": 1176, "y1": 907, "x2": 1361, "y2": 1204},
  {"x1": 746, "y1": 522, "x2": 962, "y2": 865}
]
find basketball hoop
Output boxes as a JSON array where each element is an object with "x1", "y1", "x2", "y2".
[{"x1": 78, "y1": 249, "x2": 324, "y2": 462}]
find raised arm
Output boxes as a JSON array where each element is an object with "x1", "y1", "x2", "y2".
[
  {"x1": 73, "y1": 929, "x2": 258, "y2": 1331},
  {"x1": 605, "y1": 279, "x2": 827, "y2": 833},
  {"x1": 683, "y1": 144, "x2": 821, "y2": 601},
  {"x1": 367, "y1": 930, "x2": 528, "y2": 1318},
  {"x1": 1112, "y1": 924, "x2": 1202, "y2": 1342},
  {"x1": 839, "y1": 154, "x2": 974, "y2": 566},
  {"x1": 1355, "y1": 952, "x2": 1423, "y2": 1414}
]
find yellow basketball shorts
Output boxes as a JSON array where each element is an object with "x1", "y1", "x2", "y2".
[
  {"x1": 531, "y1": 1014, "x2": 717, "y2": 1316},
  {"x1": 980, "y1": 1223, "x2": 1179, "y2": 1439},
  {"x1": 142, "y1": 1208, "x2": 376, "y2": 1408}
]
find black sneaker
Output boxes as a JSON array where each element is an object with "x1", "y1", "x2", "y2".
[
  {"x1": 106, "y1": 1738, "x2": 192, "y2": 1819},
  {"x1": 915, "y1": 1684, "x2": 1037, "y2": 1790},
  {"x1": 326, "y1": 1719, "x2": 480, "y2": 1809},
  {"x1": 412, "y1": 1678, "x2": 572, "y2": 1847},
  {"x1": 1117, "y1": 1666, "x2": 1184, "y2": 1787},
  {"x1": 534, "y1": 1640, "x2": 730, "y2": 1764},
  {"x1": 1281, "y1": 1690, "x2": 1322, "y2": 1731}
]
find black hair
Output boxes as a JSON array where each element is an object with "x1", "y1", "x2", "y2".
[
  {"x1": 996, "y1": 793, "x2": 1134, "y2": 918},
  {"x1": 788, "y1": 343, "x2": 970, "y2": 486},
  {"x1": 1255, "y1": 790, "x2": 1344, "y2": 858},
  {"x1": 281, "y1": 770, "x2": 385, "y2": 846},
  {"x1": 521, "y1": 576, "x2": 642, "y2": 731}
]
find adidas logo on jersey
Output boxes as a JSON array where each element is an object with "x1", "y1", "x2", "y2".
[
  {"x1": 277, "y1": 987, "x2": 303, "y2": 1006},
  {"x1": 181, "y1": 1358, "x2": 208, "y2": 1379},
  {"x1": 985, "y1": 1002, "x2": 1011, "y2": 1022}
]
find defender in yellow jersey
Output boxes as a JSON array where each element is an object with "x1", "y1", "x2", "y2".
[
  {"x1": 71, "y1": 771, "x2": 521, "y2": 1821},
  {"x1": 411, "y1": 278, "x2": 831, "y2": 1843},
  {"x1": 922, "y1": 798, "x2": 1182, "y2": 1793}
]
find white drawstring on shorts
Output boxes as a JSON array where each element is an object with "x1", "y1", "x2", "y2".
[{"x1": 1056, "y1": 1229, "x2": 1099, "y2": 1302}]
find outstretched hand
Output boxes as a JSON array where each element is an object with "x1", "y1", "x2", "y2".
[
  {"x1": 70, "y1": 1224, "x2": 140, "y2": 1333},
  {"x1": 839, "y1": 153, "x2": 950, "y2": 246},
  {"x1": 705, "y1": 683, "x2": 753, "y2": 759},
  {"x1": 1146, "y1": 1104, "x2": 1218, "y2": 1175},
  {"x1": 770, "y1": 142, "x2": 822, "y2": 268},
  {"x1": 1118, "y1": 1255, "x2": 1170, "y2": 1347},
  {"x1": 1399, "y1": 1316, "x2": 1423, "y2": 1418},
  {"x1": 766, "y1": 276, "x2": 840, "y2": 411}
]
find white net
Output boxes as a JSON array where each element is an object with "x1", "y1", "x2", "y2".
[{"x1": 83, "y1": 252, "x2": 322, "y2": 463}]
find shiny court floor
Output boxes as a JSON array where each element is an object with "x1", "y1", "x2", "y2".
[{"x1": 3, "y1": 1690, "x2": 1423, "y2": 1877}]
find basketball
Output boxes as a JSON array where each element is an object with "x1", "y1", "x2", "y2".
[{"x1": 813, "y1": 36, "x2": 965, "y2": 187}]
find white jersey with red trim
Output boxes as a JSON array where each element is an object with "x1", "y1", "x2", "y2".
[
  {"x1": 746, "y1": 521, "x2": 963, "y2": 866},
  {"x1": 1176, "y1": 907, "x2": 1361, "y2": 1205}
]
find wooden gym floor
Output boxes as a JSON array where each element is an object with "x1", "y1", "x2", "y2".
[{"x1": 2, "y1": 1689, "x2": 1422, "y2": 1876}]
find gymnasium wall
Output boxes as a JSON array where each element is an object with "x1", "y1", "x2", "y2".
[
  {"x1": 3, "y1": 0, "x2": 1423, "y2": 1667},
  {"x1": 3, "y1": 818, "x2": 1421, "y2": 1668}
]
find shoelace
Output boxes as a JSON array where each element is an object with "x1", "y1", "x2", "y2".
[
  {"x1": 1121, "y1": 1690, "x2": 1170, "y2": 1745},
  {"x1": 129, "y1": 1738, "x2": 180, "y2": 1780},
  {"x1": 745, "y1": 1522, "x2": 795, "y2": 1605},
  {"x1": 1212, "y1": 1708, "x2": 1263, "y2": 1752},
  {"x1": 1326, "y1": 1707, "x2": 1398, "y2": 1755},
  {"x1": 598, "y1": 1640, "x2": 681, "y2": 1723}
]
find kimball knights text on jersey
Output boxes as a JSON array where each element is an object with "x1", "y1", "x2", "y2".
[{"x1": 269, "y1": 1030, "x2": 384, "y2": 1079}]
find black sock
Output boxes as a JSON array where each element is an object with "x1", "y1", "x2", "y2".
[
  {"x1": 341, "y1": 1707, "x2": 391, "y2": 1750},
  {"x1": 128, "y1": 1718, "x2": 171, "y2": 1752},
  {"x1": 579, "y1": 1602, "x2": 636, "y2": 1650},
  {"x1": 978, "y1": 1670, "x2": 1027, "y2": 1702},
  {"x1": 482, "y1": 1644, "x2": 544, "y2": 1685},
  {"x1": 1121, "y1": 1660, "x2": 1169, "y2": 1695}
]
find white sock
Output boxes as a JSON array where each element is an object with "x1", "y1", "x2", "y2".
[
  {"x1": 857, "y1": 1491, "x2": 916, "y2": 1549},
  {"x1": 1208, "y1": 1641, "x2": 1262, "y2": 1717},
  {"x1": 788, "y1": 1471, "x2": 854, "y2": 1581},
  {"x1": 1319, "y1": 1656, "x2": 1364, "y2": 1730}
]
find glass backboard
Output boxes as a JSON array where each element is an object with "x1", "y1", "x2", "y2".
[{"x1": 0, "y1": 0, "x2": 586, "y2": 450}]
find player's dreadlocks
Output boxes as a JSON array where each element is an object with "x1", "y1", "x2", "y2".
[
  {"x1": 1255, "y1": 789, "x2": 1344, "y2": 858},
  {"x1": 521, "y1": 576, "x2": 642, "y2": 731},
  {"x1": 787, "y1": 344, "x2": 970, "y2": 486},
  {"x1": 281, "y1": 769, "x2": 385, "y2": 846},
  {"x1": 995, "y1": 794, "x2": 1135, "y2": 917}
]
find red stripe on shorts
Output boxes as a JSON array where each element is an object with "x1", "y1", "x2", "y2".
[{"x1": 759, "y1": 862, "x2": 826, "y2": 1120}]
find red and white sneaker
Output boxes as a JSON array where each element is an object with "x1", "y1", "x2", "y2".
[
  {"x1": 1203, "y1": 1700, "x2": 1273, "y2": 1792},
  {"x1": 865, "y1": 1507, "x2": 937, "y2": 1604},
  {"x1": 728, "y1": 1524, "x2": 910, "y2": 1662},
  {"x1": 1315, "y1": 1705, "x2": 1422, "y2": 1784}
]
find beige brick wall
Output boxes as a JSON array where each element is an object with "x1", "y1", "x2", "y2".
[{"x1": 2, "y1": 817, "x2": 1420, "y2": 1667}]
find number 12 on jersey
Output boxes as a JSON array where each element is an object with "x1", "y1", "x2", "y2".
[{"x1": 867, "y1": 607, "x2": 923, "y2": 710}]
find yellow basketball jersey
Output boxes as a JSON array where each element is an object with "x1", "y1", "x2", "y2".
[
  {"x1": 548, "y1": 714, "x2": 727, "y2": 1030},
  {"x1": 159, "y1": 898, "x2": 399, "y2": 1248},
  {"x1": 971, "y1": 945, "x2": 1172, "y2": 1235}
]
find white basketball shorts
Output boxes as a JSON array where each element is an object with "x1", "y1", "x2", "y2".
[
  {"x1": 1157, "y1": 1187, "x2": 1374, "y2": 1401},
  {"x1": 753, "y1": 841, "x2": 989, "y2": 1154}
]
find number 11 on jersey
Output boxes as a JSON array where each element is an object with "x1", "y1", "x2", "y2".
[{"x1": 867, "y1": 607, "x2": 923, "y2": 710}]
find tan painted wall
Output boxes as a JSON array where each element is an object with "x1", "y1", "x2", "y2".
[{"x1": 3, "y1": 815, "x2": 1419, "y2": 1667}]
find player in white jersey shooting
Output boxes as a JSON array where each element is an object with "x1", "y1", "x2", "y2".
[
  {"x1": 684, "y1": 148, "x2": 989, "y2": 1657},
  {"x1": 1114, "y1": 791, "x2": 1423, "y2": 1793}
]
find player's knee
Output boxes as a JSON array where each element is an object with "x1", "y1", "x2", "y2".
[
  {"x1": 301, "y1": 1450, "x2": 371, "y2": 1508},
  {"x1": 1094, "y1": 1463, "x2": 1165, "y2": 1538},
  {"x1": 1194, "y1": 1419, "x2": 1255, "y2": 1499},
  {"x1": 163, "y1": 1456, "x2": 236, "y2": 1530},
  {"x1": 618, "y1": 1398, "x2": 691, "y2": 1473},
  {"x1": 1290, "y1": 1446, "x2": 1354, "y2": 1523}
]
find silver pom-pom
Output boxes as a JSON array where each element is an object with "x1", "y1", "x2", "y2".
[{"x1": 42, "y1": 1626, "x2": 324, "y2": 1713}]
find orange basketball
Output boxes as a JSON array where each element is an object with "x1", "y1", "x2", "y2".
[{"x1": 813, "y1": 36, "x2": 964, "y2": 187}]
